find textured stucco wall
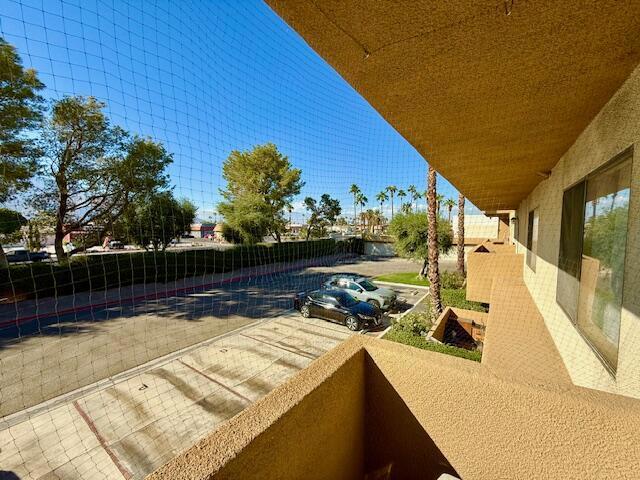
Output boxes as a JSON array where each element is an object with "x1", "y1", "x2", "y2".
[
  {"x1": 515, "y1": 64, "x2": 640, "y2": 397},
  {"x1": 148, "y1": 336, "x2": 640, "y2": 480},
  {"x1": 466, "y1": 243, "x2": 523, "y2": 303}
]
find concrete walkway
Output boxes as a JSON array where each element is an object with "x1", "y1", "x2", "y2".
[{"x1": 0, "y1": 312, "x2": 354, "y2": 480}]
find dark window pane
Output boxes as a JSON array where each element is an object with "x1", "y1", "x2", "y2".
[
  {"x1": 526, "y1": 209, "x2": 539, "y2": 271},
  {"x1": 556, "y1": 181, "x2": 586, "y2": 321}
]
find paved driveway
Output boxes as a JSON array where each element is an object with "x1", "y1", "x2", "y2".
[
  {"x1": 0, "y1": 257, "x2": 422, "y2": 479},
  {"x1": 0, "y1": 312, "x2": 354, "y2": 480}
]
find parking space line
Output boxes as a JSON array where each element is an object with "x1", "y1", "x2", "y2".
[
  {"x1": 177, "y1": 359, "x2": 252, "y2": 404},
  {"x1": 73, "y1": 400, "x2": 132, "y2": 480},
  {"x1": 240, "y1": 334, "x2": 317, "y2": 360}
]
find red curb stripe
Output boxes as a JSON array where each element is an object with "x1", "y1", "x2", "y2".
[
  {"x1": 1, "y1": 256, "x2": 349, "y2": 328},
  {"x1": 73, "y1": 401, "x2": 132, "y2": 480},
  {"x1": 178, "y1": 359, "x2": 252, "y2": 404}
]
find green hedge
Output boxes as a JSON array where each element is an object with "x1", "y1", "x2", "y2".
[
  {"x1": 1, "y1": 238, "x2": 364, "y2": 301},
  {"x1": 384, "y1": 328, "x2": 482, "y2": 362}
]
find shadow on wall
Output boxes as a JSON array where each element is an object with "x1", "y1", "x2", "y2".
[{"x1": 364, "y1": 353, "x2": 459, "y2": 480}]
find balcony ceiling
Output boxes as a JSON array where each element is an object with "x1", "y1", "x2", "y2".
[{"x1": 265, "y1": 0, "x2": 640, "y2": 210}]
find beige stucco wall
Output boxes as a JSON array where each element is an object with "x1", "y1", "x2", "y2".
[
  {"x1": 466, "y1": 243, "x2": 523, "y2": 303},
  {"x1": 514, "y1": 64, "x2": 640, "y2": 397},
  {"x1": 148, "y1": 336, "x2": 640, "y2": 480}
]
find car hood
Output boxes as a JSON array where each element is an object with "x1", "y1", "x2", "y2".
[
  {"x1": 374, "y1": 287, "x2": 396, "y2": 299},
  {"x1": 350, "y1": 301, "x2": 377, "y2": 316}
]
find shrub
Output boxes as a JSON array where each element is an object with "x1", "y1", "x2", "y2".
[
  {"x1": 392, "y1": 311, "x2": 432, "y2": 336},
  {"x1": 440, "y1": 271, "x2": 465, "y2": 289},
  {"x1": 1, "y1": 238, "x2": 362, "y2": 301},
  {"x1": 384, "y1": 328, "x2": 482, "y2": 362}
]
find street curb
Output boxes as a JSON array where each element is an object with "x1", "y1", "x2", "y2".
[
  {"x1": 377, "y1": 290, "x2": 430, "y2": 339},
  {"x1": 374, "y1": 280, "x2": 430, "y2": 290}
]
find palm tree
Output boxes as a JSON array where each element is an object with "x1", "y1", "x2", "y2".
[
  {"x1": 386, "y1": 185, "x2": 397, "y2": 219},
  {"x1": 349, "y1": 184, "x2": 361, "y2": 226},
  {"x1": 444, "y1": 198, "x2": 456, "y2": 224},
  {"x1": 400, "y1": 202, "x2": 412, "y2": 214},
  {"x1": 435, "y1": 193, "x2": 444, "y2": 217},
  {"x1": 457, "y1": 193, "x2": 465, "y2": 275},
  {"x1": 356, "y1": 193, "x2": 367, "y2": 230},
  {"x1": 397, "y1": 189, "x2": 407, "y2": 211},
  {"x1": 427, "y1": 166, "x2": 443, "y2": 319},
  {"x1": 407, "y1": 185, "x2": 420, "y2": 212},
  {"x1": 376, "y1": 191, "x2": 388, "y2": 219}
]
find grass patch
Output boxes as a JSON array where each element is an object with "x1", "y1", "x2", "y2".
[
  {"x1": 374, "y1": 272, "x2": 429, "y2": 287},
  {"x1": 384, "y1": 328, "x2": 482, "y2": 362},
  {"x1": 442, "y1": 288, "x2": 488, "y2": 312}
]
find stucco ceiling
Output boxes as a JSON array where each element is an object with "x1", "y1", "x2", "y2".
[{"x1": 265, "y1": 0, "x2": 640, "y2": 210}]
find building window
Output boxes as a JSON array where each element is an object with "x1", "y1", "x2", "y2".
[
  {"x1": 556, "y1": 150, "x2": 633, "y2": 371},
  {"x1": 526, "y1": 209, "x2": 539, "y2": 271}
]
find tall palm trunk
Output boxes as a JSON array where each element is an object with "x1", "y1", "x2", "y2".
[
  {"x1": 427, "y1": 166, "x2": 442, "y2": 319},
  {"x1": 353, "y1": 194, "x2": 357, "y2": 226},
  {"x1": 390, "y1": 194, "x2": 394, "y2": 219},
  {"x1": 457, "y1": 193, "x2": 465, "y2": 275}
]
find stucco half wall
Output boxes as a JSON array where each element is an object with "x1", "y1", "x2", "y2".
[
  {"x1": 514, "y1": 63, "x2": 640, "y2": 398},
  {"x1": 147, "y1": 336, "x2": 640, "y2": 480}
]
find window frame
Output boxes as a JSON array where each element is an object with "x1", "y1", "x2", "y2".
[{"x1": 555, "y1": 146, "x2": 634, "y2": 375}]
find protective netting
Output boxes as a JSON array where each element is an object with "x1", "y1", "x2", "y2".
[
  {"x1": 1, "y1": 1, "x2": 638, "y2": 479},
  {"x1": 0, "y1": 1, "x2": 466, "y2": 478}
]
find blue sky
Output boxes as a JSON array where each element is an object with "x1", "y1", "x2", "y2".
[{"x1": 1, "y1": 0, "x2": 475, "y2": 222}]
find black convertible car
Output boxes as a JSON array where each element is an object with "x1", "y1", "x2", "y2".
[{"x1": 294, "y1": 289, "x2": 382, "y2": 331}]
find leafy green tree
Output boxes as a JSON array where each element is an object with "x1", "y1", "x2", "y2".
[
  {"x1": 35, "y1": 96, "x2": 171, "y2": 260},
  {"x1": 0, "y1": 37, "x2": 44, "y2": 203},
  {"x1": 118, "y1": 192, "x2": 196, "y2": 251},
  {"x1": 388, "y1": 211, "x2": 452, "y2": 279},
  {"x1": 218, "y1": 143, "x2": 303, "y2": 244},
  {"x1": 220, "y1": 223, "x2": 243, "y2": 244},
  {"x1": 0, "y1": 208, "x2": 27, "y2": 267},
  {"x1": 303, "y1": 194, "x2": 341, "y2": 240}
]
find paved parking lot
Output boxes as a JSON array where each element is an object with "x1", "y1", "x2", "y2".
[{"x1": 0, "y1": 257, "x2": 425, "y2": 480}]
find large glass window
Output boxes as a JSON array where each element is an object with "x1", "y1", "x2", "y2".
[
  {"x1": 526, "y1": 209, "x2": 539, "y2": 271},
  {"x1": 556, "y1": 151, "x2": 633, "y2": 371}
]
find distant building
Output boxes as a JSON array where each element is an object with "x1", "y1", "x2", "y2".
[
  {"x1": 286, "y1": 223, "x2": 304, "y2": 236},
  {"x1": 189, "y1": 223, "x2": 216, "y2": 238}
]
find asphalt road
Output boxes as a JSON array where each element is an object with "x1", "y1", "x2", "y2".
[{"x1": 0, "y1": 256, "x2": 419, "y2": 418}]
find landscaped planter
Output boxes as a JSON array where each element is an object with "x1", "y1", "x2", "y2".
[{"x1": 427, "y1": 307, "x2": 488, "y2": 351}]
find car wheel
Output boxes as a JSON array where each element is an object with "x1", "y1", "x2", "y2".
[
  {"x1": 301, "y1": 305, "x2": 311, "y2": 318},
  {"x1": 367, "y1": 299, "x2": 380, "y2": 309},
  {"x1": 345, "y1": 316, "x2": 360, "y2": 331}
]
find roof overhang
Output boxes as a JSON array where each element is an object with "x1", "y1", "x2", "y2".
[{"x1": 265, "y1": 0, "x2": 640, "y2": 210}]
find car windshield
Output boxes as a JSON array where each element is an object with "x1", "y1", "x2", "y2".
[
  {"x1": 335, "y1": 292, "x2": 358, "y2": 307},
  {"x1": 359, "y1": 279, "x2": 378, "y2": 291}
]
